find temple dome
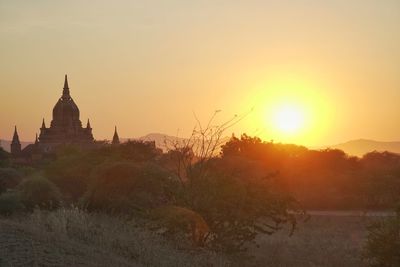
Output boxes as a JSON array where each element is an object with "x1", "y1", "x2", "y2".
[
  {"x1": 50, "y1": 75, "x2": 82, "y2": 128},
  {"x1": 52, "y1": 98, "x2": 80, "y2": 127}
]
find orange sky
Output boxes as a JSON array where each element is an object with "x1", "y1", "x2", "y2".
[{"x1": 0, "y1": 1, "x2": 399, "y2": 146}]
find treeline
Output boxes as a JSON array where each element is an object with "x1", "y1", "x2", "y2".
[{"x1": 222, "y1": 134, "x2": 400, "y2": 209}]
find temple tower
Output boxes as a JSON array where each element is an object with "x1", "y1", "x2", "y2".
[
  {"x1": 112, "y1": 126, "x2": 120, "y2": 145},
  {"x1": 11, "y1": 126, "x2": 21, "y2": 155}
]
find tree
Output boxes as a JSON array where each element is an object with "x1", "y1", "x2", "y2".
[
  {"x1": 163, "y1": 112, "x2": 302, "y2": 252},
  {"x1": 117, "y1": 140, "x2": 163, "y2": 161},
  {"x1": 83, "y1": 161, "x2": 173, "y2": 213}
]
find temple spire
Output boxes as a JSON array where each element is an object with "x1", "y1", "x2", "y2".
[
  {"x1": 35, "y1": 133, "x2": 39, "y2": 145},
  {"x1": 62, "y1": 74, "x2": 70, "y2": 99},
  {"x1": 41, "y1": 118, "x2": 46, "y2": 129},
  {"x1": 11, "y1": 126, "x2": 21, "y2": 154},
  {"x1": 112, "y1": 126, "x2": 120, "y2": 145},
  {"x1": 86, "y1": 119, "x2": 91, "y2": 129},
  {"x1": 12, "y1": 126, "x2": 20, "y2": 143}
]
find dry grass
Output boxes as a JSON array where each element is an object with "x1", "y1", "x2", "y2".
[
  {"x1": 1, "y1": 209, "x2": 385, "y2": 267},
  {"x1": 250, "y1": 214, "x2": 375, "y2": 267},
  {"x1": 0, "y1": 208, "x2": 230, "y2": 267}
]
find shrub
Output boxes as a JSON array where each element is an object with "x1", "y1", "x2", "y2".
[
  {"x1": 364, "y1": 206, "x2": 400, "y2": 267},
  {"x1": 83, "y1": 162, "x2": 173, "y2": 213},
  {"x1": 45, "y1": 148, "x2": 103, "y2": 202},
  {"x1": 151, "y1": 205, "x2": 210, "y2": 247},
  {"x1": 0, "y1": 192, "x2": 24, "y2": 215},
  {"x1": 18, "y1": 176, "x2": 62, "y2": 210},
  {"x1": 0, "y1": 167, "x2": 22, "y2": 193}
]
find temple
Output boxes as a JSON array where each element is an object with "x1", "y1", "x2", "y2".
[
  {"x1": 38, "y1": 75, "x2": 94, "y2": 152},
  {"x1": 10, "y1": 75, "x2": 119, "y2": 163}
]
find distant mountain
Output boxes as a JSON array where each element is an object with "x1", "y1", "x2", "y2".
[
  {"x1": 327, "y1": 139, "x2": 400, "y2": 157},
  {"x1": 0, "y1": 140, "x2": 33, "y2": 152}
]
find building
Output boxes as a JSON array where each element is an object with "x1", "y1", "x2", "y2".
[
  {"x1": 10, "y1": 75, "x2": 119, "y2": 163},
  {"x1": 38, "y1": 75, "x2": 94, "y2": 152}
]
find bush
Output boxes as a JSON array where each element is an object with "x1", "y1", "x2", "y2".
[
  {"x1": 83, "y1": 162, "x2": 173, "y2": 213},
  {"x1": 45, "y1": 148, "x2": 104, "y2": 202},
  {"x1": 0, "y1": 167, "x2": 22, "y2": 193},
  {"x1": 364, "y1": 206, "x2": 400, "y2": 267},
  {"x1": 0, "y1": 192, "x2": 24, "y2": 216},
  {"x1": 0, "y1": 147, "x2": 10, "y2": 166},
  {"x1": 18, "y1": 176, "x2": 62, "y2": 210},
  {"x1": 151, "y1": 205, "x2": 210, "y2": 247}
]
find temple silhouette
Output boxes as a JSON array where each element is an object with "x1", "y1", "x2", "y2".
[{"x1": 10, "y1": 75, "x2": 120, "y2": 163}]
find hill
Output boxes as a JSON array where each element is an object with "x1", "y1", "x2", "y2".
[{"x1": 328, "y1": 139, "x2": 400, "y2": 157}]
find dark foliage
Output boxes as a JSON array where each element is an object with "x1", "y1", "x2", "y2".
[
  {"x1": 0, "y1": 147, "x2": 10, "y2": 167},
  {"x1": 117, "y1": 140, "x2": 163, "y2": 161},
  {"x1": 18, "y1": 176, "x2": 62, "y2": 210},
  {"x1": 45, "y1": 141, "x2": 163, "y2": 203},
  {"x1": 0, "y1": 167, "x2": 22, "y2": 193},
  {"x1": 83, "y1": 161, "x2": 173, "y2": 213},
  {"x1": 187, "y1": 166, "x2": 300, "y2": 252},
  {"x1": 0, "y1": 192, "x2": 24, "y2": 216},
  {"x1": 222, "y1": 134, "x2": 400, "y2": 210}
]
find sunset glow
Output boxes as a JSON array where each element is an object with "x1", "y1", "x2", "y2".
[
  {"x1": 0, "y1": 1, "x2": 399, "y2": 148},
  {"x1": 1, "y1": 2, "x2": 400, "y2": 264}
]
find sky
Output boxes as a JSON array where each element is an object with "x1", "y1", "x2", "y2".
[{"x1": 0, "y1": 0, "x2": 399, "y2": 146}]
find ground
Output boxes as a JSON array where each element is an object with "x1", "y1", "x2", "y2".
[
  {"x1": 251, "y1": 214, "x2": 372, "y2": 267},
  {"x1": 0, "y1": 212, "x2": 389, "y2": 267},
  {"x1": 0, "y1": 221, "x2": 137, "y2": 267}
]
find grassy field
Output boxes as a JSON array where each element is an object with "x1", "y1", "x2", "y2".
[
  {"x1": 0, "y1": 209, "x2": 229, "y2": 267},
  {"x1": 251, "y1": 214, "x2": 377, "y2": 267},
  {"x1": 0, "y1": 210, "x2": 386, "y2": 267}
]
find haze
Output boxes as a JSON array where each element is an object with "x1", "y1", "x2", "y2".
[{"x1": 1, "y1": 0, "x2": 399, "y2": 146}]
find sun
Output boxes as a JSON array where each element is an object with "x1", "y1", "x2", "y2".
[{"x1": 272, "y1": 104, "x2": 305, "y2": 134}]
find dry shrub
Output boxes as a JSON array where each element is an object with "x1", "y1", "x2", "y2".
[{"x1": 151, "y1": 205, "x2": 210, "y2": 247}]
